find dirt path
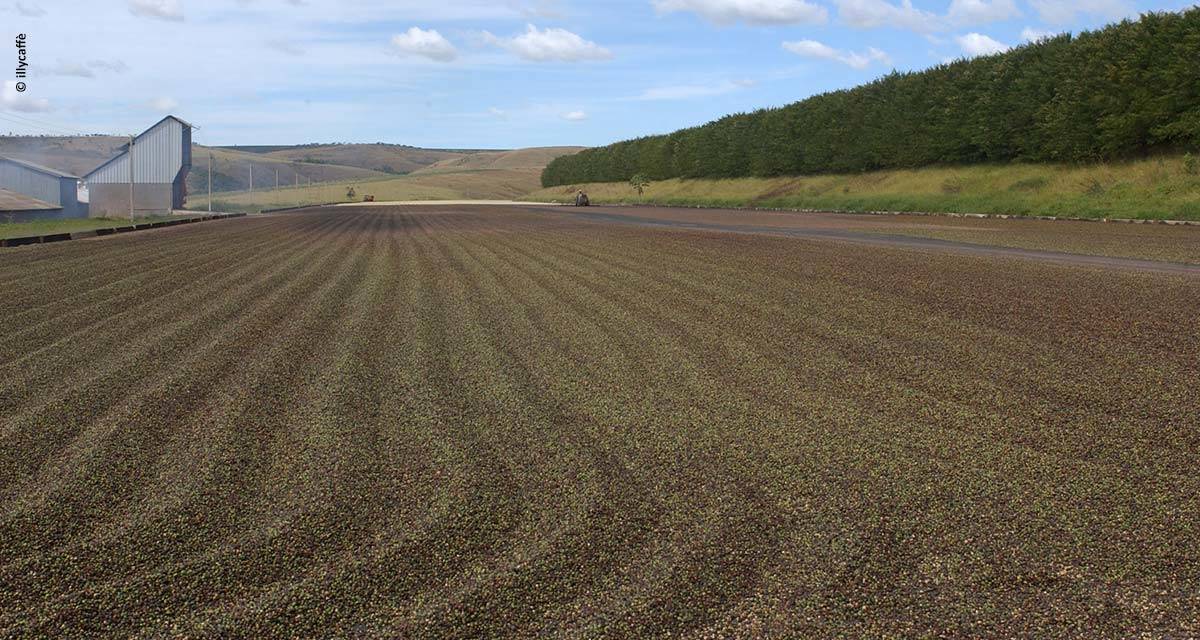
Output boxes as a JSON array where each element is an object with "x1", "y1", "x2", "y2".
[{"x1": 538, "y1": 205, "x2": 1200, "y2": 275}]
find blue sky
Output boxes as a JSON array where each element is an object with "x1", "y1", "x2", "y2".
[{"x1": 1, "y1": 0, "x2": 1194, "y2": 148}]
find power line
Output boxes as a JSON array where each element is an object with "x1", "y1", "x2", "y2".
[
  {"x1": 0, "y1": 115, "x2": 77, "y2": 137},
  {"x1": 0, "y1": 109, "x2": 85, "y2": 136}
]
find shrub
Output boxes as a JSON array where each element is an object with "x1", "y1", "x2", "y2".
[
  {"x1": 1081, "y1": 177, "x2": 1107, "y2": 196},
  {"x1": 1184, "y1": 153, "x2": 1199, "y2": 176},
  {"x1": 629, "y1": 174, "x2": 650, "y2": 198}
]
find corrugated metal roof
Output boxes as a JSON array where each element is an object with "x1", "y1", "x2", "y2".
[
  {"x1": 0, "y1": 155, "x2": 79, "y2": 179},
  {"x1": 0, "y1": 187, "x2": 59, "y2": 211},
  {"x1": 85, "y1": 115, "x2": 193, "y2": 179}
]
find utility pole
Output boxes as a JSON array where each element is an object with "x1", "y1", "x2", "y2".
[
  {"x1": 275, "y1": 168, "x2": 279, "y2": 190},
  {"x1": 249, "y1": 164, "x2": 253, "y2": 193},
  {"x1": 128, "y1": 134, "x2": 135, "y2": 220},
  {"x1": 207, "y1": 152, "x2": 213, "y2": 212}
]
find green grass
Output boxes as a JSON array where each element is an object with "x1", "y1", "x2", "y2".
[
  {"x1": 527, "y1": 154, "x2": 1200, "y2": 220},
  {"x1": 0, "y1": 214, "x2": 195, "y2": 239}
]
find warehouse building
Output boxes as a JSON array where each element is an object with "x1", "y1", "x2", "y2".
[
  {"x1": 84, "y1": 115, "x2": 192, "y2": 217},
  {"x1": 0, "y1": 156, "x2": 87, "y2": 221}
]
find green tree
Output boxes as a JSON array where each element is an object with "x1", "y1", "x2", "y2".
[{"x1": 629, "y1": 174, "x2": 650, "y2": 199}]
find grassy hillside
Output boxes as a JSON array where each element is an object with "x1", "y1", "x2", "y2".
[
  {"x1": 415, "y1": 146, "x2": 584, "y2": 174},
  {"x1": 187, "y1": 146, "x2": 386, "y2": 195},
  {"x1": 0, "y1": 135, "x2": 127, "y2": 176},
  {"x1": 250, "y1": 143, "x2": 489, "y2": 175},
  {"x1": 544, "y1": 8, "x2": 1200, "y2": 187},
  {"x1": 190, "y1": 168, "x2": 550, "y2": 213},
  {"x1": 196, "y1": 147, "x2": 585, "y2": 212},
  {"x1": 529, "y1": 153, "x2": 1200, "y2": 221}
]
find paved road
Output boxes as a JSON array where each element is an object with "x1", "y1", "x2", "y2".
[{"x1": 545, "y1": 206, "x2": 1200, "y2": 276}]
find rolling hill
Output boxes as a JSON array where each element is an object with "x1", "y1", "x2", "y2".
[
  {"x1": 190, "y1": 147, "x2": 586, "y2": 212},
  {"x1": 188, "y1": 146, "x2": 387, "y2": 194},
  {"x1": 414, "y1": 146, "x2": 585, "y2": 174},
  {"x1": 234, "y1": 143, "x2": 494, "y2": 175},
  {"x1": 0, "y1": 135, "x2": 129, "y2": 177}
]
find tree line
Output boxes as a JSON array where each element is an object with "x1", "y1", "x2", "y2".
[{"x1": 542, "y1": 8, "x2": 1200, "y2": 187}]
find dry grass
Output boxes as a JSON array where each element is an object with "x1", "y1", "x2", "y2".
[
  {"x1": 1, "y1": 206, "x2": 1197, "y2": 637},
  {"x1": 189, "y1": 146, "x2": 390, "y2": 195},
  {"x1": 258, "y1": 144, "x2": 469, "y2": 174},
  {"x1": 192, "y1": 169, "x2": 548, "y2": 212},
  {"x1": 527, "y1": 154, "x2": 1200, "y2": 220},
  {"x1": 0, "y1": 136, "x2": 128, "y2": 177},
  {"x1": 414, "y1": 147, "x2": 585, "y2": 174}
]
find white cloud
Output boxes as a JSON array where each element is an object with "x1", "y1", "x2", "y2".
[
  {"x1": 147, "y1": 96, "x2": 179, "y2": 111},
  {"x1": 955, "y1": 32, "x2": 1009, "y2": 56},
  {"x1": 837, "y1": 0, "x2": 1017, "y2": 32},
  {"x1": 390, "y1": 27, "x2": 458, "y2": 62},
  {"x1": 88, "y1": 59, "x2": 129, "y2": 73},
  {"x1": 46, "y1": 61, "x2": 95, "y2": 78},
  {"x1": 1029, "y1": 0, "x2": 1131, "y2": 24},
  {"x1": 14, "y1": 1, "x2": 45, "y2": 16},
  {"x1": 41, "y1": 59, "x2": 126, "y2": 79},
  {"x1": 488, "y1": 107, "x2": 507, "y2": 118},
  {"x1": 638, "y1": 78, "x2": 757, "y2": 101},
  {"x1": 486, "y1": 25, "x2": 612, "y2": 62},
  {"x1": 128, "y1": 0, "x2": 184, "y2": 21},
  {"x1": 783, "y1": 39, "x2": 837, "y2": 57},
  {"x1": 1020, "y1": 27, "x2": 1057, "y2": 41},
  {"x1": 783, "y1": 39, "x2": 891, "y2": 69},
  {"x1": 947, "y1": 0, "x2": 1019, "y2": 24},
  {"x1": 562, "y1": 110, "x2": 587, "y2": 121},
  {"x1": 836, "y1": 0, "x2": 940, "y2": 31},
  {"x1": 2, "y1": 81, "x2": 51, "y2": 112},
  {"x1": 512, "y1": 0, "x2": 567, "y2": 19},
  {"x1": 652, "y1": 0, "x2": 827, "y2": 25}
]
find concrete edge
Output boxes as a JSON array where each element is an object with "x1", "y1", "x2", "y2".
[
  {"x1": 255, "y1": 200, "x2": 564, "y2": 212},
  {"x1": 259, "y1": 203, "x2": 344, "y2": 214},
  {"x1": 333, "y1": 200, "x2": 566, "y2": 207},
  {"x1": 0, "y1": 213, "x2": 247, "y2": 249}
]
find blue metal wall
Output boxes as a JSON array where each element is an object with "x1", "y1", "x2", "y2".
[{"x1": 0, "y1": 160, "x2": 61, "y2": 206}]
